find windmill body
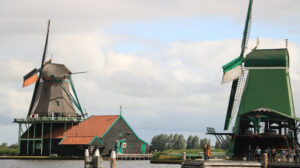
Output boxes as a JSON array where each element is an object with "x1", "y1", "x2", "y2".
[
  {"x1": 207, "y1": 0, "x2": 300, "y2": 158},
  {"x1": 227, "y1": 48, "x2": 299, "y2": 157},
  {"x1": 14, "y1": 20, "x2": 85, "y2": 156},
  {"x1": 30, "y1": 63, "x2": 77, "y2": 117}
]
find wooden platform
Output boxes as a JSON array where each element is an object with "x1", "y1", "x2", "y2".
[
  {"x1": 182, "y1": 160, "x2": 300, "y2": 168},
  {"x1": 116, "y1": 154, "x2": 152, "y2": 160},
  {"x1": 182, "y1": 160, "x2": 262, "y2": 168},
  {"x1": 269, "y1": 162, "x2": 300, "y2": 168}
]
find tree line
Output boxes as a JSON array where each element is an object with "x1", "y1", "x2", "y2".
[
  {"x1": 150, "y1": 134, "x2": 215, "y2": 151},
  {"x1": 0, "y1": 142, "x2": 18, "y2": 156}
]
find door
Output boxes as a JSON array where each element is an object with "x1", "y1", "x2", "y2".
[
  {"x1": 116, "y1": 140, "x2": 124, "y2": 154},
  {"x1": 141, "y1": 144, "x2": 146, "y2": 154}
]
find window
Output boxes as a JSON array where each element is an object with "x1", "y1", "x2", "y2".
[
  {"x1": 118, "y1": 132, "x2": 123, "y2": 137},
  {"x1": 56, "y1": 101, "x2": 60, "y2": 106}
]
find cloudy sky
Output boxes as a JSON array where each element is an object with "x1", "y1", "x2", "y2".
[{"x1": 1, "y1": 0, "x2": 300, "y2": 145}]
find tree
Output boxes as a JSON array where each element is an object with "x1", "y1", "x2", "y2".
[
  {"x1": 168, "y1": 134, "x2": 174, "y2": 149},
  {"x1": 8, "y1": 143, "x2": 18, "y2": 149},
  {"x1": 150, "y1": 134, "x2": 170, "y2": 151},
  {"x1": 0, "y1": 142, "x2": 7, "y2": 148},
  {"x1": 200, "y1": 138, "x2": 211, "y2": 149},
  {"x1": 170, "y1": 134, "x2": 179, "y2": 149},
  {"x1": 191, "y1": 136, "x2": 200, "y2": 149},
  {"x1": 173, "y1": 134, "x2": 186, "y2": 149},
  {"x1": 186, "y1": 135, "x2": 193, "y2": 149}
]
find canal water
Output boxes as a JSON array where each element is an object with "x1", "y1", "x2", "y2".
[{"x1": 1, "y1": 160, "x2": 180, "y2": 168}]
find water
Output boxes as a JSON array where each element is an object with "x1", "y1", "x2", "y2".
[{"x1": 0, "y1": 160, "x2": 180, "y2": 168}]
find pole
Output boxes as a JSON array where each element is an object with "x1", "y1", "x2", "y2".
[
  {"x1": 41, "y1": 122, "x2": 44, "y2": 155},
  {"x1": 93, "y1": 148, "x2": 101, "y2": 168},
  {"x1": 182, "y1": 152, "x2": 186, "y2": 161},
  {"x1": 110, "y1": 151, "x2": 116, "y2": 168},
  {"x1": 33, "y1": 123, "x2": 36, "y2": 155},
  {"x1": 263, "y1": 153, "x2": 268, "y2": 168},
  {"x1": 84, "y1": 148, "x2": 92, "y2": 168},
  {"x1": 26, "y1": 124, "x2": 29, "y2": 155},
  {"x1": 49, "y1": 122, "x2": 52, "y2": 155},
  {"x1": 18, "y1": 123, "x2": 21, "y2": 155}
]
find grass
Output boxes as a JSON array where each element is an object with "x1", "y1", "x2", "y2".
[
  {"x1": 163, "y1": 148, "x2": 225, "y2": 153},
  {"x1": 0, "y1": 148, "x2": 18, "y2": 156},
  {"x1": 152, "y1": 148, "x2": 226, "y2": 161}
]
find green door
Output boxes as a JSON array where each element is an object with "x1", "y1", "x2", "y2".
[
  {"x1": 116, "y1": 140, "x2": 125, "y2": 154},
  {"x1": 141, "y1": 144, "x2": 146, "y2": 154}
]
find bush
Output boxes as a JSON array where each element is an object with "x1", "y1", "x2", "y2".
[
  {"x1": 0, "y1": 147, "x2": 18, "y2": 156},
  {"x1": 152, "y1": 152, "x2": 161, "y2": 160}
]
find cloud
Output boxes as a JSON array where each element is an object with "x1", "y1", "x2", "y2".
[
  {"x1": 1, "y1": 0, "x2": 300, "y2": 36},
  {"x1": 1, "y1": 0, "x2": 300, "y2": 144},
  {"x1": 1, "y1": 30, "x2": 300, "y2": 144}
]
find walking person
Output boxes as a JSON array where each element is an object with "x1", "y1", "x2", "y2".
[
  {"x1": 206, "y1": 145, "x2": 212, "y2": 160},
  {"x1": 270, "y1": 147, "x2": 276, "y2": 162},
  {"x1": 255, "y1": 146, "x2": 261, "y2": 162},
  {"x1": 247, "y1": 144, "x2": 252, "y2": 161},
  {"x1": 203, "y1": 144, "x2": 208, "y2": 161}
]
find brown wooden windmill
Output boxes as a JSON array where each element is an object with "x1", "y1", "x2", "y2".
[{"x1": 15, "y1": 20, "x2": 86, "y2": 156}]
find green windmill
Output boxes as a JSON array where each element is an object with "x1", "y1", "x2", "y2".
[{"x1": 207, "y1": 0, "x2": 300, "y2": 157}]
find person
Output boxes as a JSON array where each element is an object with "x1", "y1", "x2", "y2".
[
  {"x1": 206, "y1": 145, "x2": 212, "y2": 160},
  {"x1": 295, "y1": 145, "x2": 300, "y2": 163},
  {"x1": 255, "y1": 146, "x2": 261, "y2": 161},
  {"x1": 281, "y1": 150, "x2": 286, "y2": 162},
  {"x1": 286, "y1": 148, "x2": 292, "y2": 163},
  {"x1": 203, "y1": 144, "x2": 208, "y2": 161},
  {"x1": 270, "y1": 147, "x2": 276, "y2": 162},
  {"x1": 266, "y1": 147, "x2": 271, "y2": 159},
  {"x1": 247, "y1": 144, "x2": 252, "y2": 161}
]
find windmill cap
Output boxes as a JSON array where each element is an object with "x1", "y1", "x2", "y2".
[
  {"x1": 41, "y1": 63, "x2": 71, "y2": 80},
  {"x1": 244, "y1": 48, "x2": 289, "y2": 68}
]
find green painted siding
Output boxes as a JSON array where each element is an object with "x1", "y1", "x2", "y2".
[
  {"x1": 238, "y1": 69, "x2": 295, "y2": 117},
  {"x1": 244, "y1": 49, "x2": 288, "y2": 67}
]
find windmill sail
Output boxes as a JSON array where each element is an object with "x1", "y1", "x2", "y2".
[
  {"x1": 222, "y1": 57, "x2": 243, "y2": 84},
  {"x1": 27, "y1": 20, "x2": 50, "y2": 117},
  {"x1": 23, "y1": 68, "x2": 39, "y2": 87},
  {"x1": 223, "y1": 0, "x2": 253, "y2": 130}
]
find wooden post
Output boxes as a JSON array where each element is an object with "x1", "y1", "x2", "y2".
[
  {"x1": 84, "y1": 148, "x2": 92, "y2": 168},
  {"x1": 93, "y1": 148, "x2": 101, "y2": 168},
  {"x1": 41, "y1": 122, "x2": 44, "y2": 155},
  {"x1": 18, "y1": 123, "x2": 21, "y2": 155},
  {"x1": 182, "y1": 152, "x2": 186, "y2": 161},
  {"x1": 84, "y1": 148, "x2": 89, "y2": 162},
  {"x1": 110, "y1": 151, "x2": 116, "y2": 168},
  {"x1": 263, "y1": 153, "x2": 268, "y2": 168}
]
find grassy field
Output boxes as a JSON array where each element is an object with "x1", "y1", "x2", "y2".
[
  {"x1": 162, "y1": 148, "x2": 224, "y2": 153},
  {"x1": 0, "y1": 147, "x2": 18, "y2": 156},
  {"x1": 152, "y1": 148, "x2": 226, "y2": 161}
]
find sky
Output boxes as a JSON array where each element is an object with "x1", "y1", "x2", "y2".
[{"x1": 1, "y1": 0, "x2": 300, "y2": 145}]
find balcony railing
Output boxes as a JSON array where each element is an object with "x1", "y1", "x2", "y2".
[{"x1": 14, "y1": 116, "x2": 84, "y2": 123}]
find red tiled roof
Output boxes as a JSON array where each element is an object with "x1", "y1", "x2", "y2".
[
  {"x1": 59, "y1": 136, "x2": 95, "y2": 145},
  {"x1": 59, "y1": 115, "x2": 119, "y2": 145},
  {"x1": 62, "y1": 115, "x2": 119, "y2": 137}
]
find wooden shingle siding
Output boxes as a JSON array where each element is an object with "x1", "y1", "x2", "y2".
[{"x1": 101, "y1": 117, "x2": 148, "y2": 155}]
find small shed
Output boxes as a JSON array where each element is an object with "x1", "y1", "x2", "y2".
[{"x1": 57, "y1": 115, "x2": 148, "y2": 156}]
